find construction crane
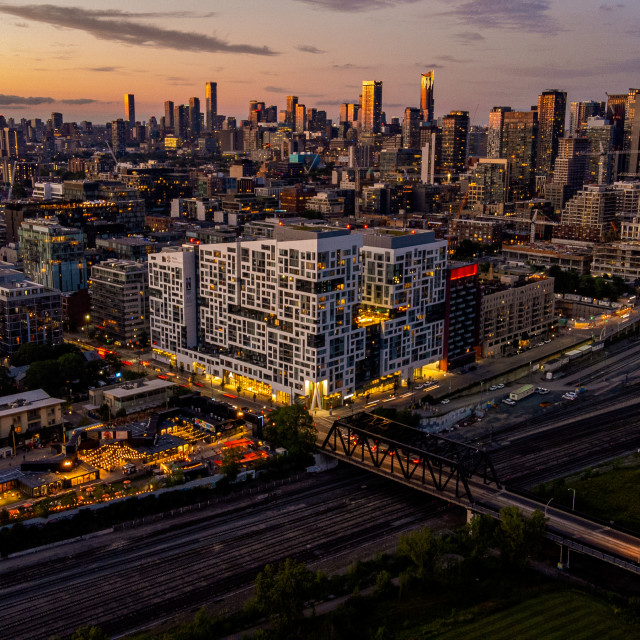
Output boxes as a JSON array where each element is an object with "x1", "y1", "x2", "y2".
[{"x1": 105, "y1": 140, "x2": 118, "y2": 165}]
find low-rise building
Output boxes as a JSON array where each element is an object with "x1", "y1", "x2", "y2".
[
  {"x1": 480, "y1": 275, "x2": 555, "y2": 357},
  {"x1": 89, "y1": 378, "x2": 176, "y2": 415},
  {"x1": 502, "y1": 243, "x2": 592, "y2": 274},
  {"x1": 0, "y1": 389, "x2": 63, "y2": 444},
  {"x1": 591, "y1": 242, "x2": 640, "y2": 281}
]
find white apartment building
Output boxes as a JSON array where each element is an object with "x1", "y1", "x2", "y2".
[
  {"x1": 148, "y1": 246, "x2": 197, "y2": 354},
  {"x1": 149, "y1": 227, "x2": 447, "y2": 409}
]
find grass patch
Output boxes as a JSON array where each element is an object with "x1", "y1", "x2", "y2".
[
  {"x1": 429, "y1": 590, "x2": 638, "y2": 640},
  {"x1": 535, "y1": 454, "x2": 640, "y2": 531}
]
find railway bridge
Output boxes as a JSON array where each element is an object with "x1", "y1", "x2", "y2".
[{"x1": 320, "y1": 412, "x2": 640, "y2": 575}]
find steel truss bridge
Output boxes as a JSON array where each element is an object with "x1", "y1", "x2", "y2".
[
  {"x1": 319, "y1": 412, "x2": 640, "y2": 575},
  {"x1": 320, "y1": 412, "x2": 500, "y2": 502}
]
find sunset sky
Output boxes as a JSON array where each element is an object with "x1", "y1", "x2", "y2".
[{"x1": 1, "y1": 0, "x2": 639, "y2": 125}]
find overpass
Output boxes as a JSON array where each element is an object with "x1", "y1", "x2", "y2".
[{"x1": 319, "y1": 412, "x2": 640, "y2": 575}]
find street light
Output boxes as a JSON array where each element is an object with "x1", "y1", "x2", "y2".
[
  {"x1": 544, "y1": 497, "x2": 554, "y2": 516},
  {"x1": 568, "y1": 487, "x2": 576, "y2": 511}
]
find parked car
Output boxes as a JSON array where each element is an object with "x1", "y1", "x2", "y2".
[
  {"x1": 441, "y1": 398, "x2": 450, "y2": 405},
  {"x1": 502, "y1": 398, "x2": 516, "y2": 405},
  {"x1": 497, "y1": 383, "x2": 504, "y2": 389}
]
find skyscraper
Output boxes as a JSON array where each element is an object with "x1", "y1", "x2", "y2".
[
  {"x1": 295, "y1": 104, "x2": 307, "y2": 133},
  {"x1": 622, "y1": 88, "x2": 640, "y2": 177},
  {"x1": 487, "y1": 106, "x2": 512, "y2": 158},
  {"x1": 402, "y1": 107, "x2": 421, "y2": 149},
  {"x1": 111, "y1": 118, "x2": 126, "y2": 155},
  {"x1": 420, "y1": 71, "x2": 435, "y2": 123},
  {"x1": 188, "y1": 97, "x2": 201, "y2": 138},
  {"x1": 174, "y1": 105, "x2": 189, "y2": 139},
  {"x1": 164, "y1": 101, "x2": 175, "y2": 132},
  {"x1": 537, "y1": 89, "x2": 567, "y2": 176},
  {"x1": 286, "y1": 96, "x2": 298, "y2": 128},
  {"x1": 569, "y1": 100, "x2": 606, "y2": 135},
  {"x1": 124, "y1": 93, "x2": 135, "y2": 127},
  {"x1": 503, "y1": 110, "x2": 538, "y2": 201},
  {"x1": 441, "y1": 110, "x2": 469, "y2": 176},
  {"x1": 205, "y1": 82, "x2": 217, "y2": 131},
  {"x1": 361, "y1": 80, "x2": 383, "y2": 134}
]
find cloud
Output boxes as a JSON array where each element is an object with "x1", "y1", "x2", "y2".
[
  {"x1": 264, "y1": 86, "x2": 291, "y2": 93},
  {"x1": 86, "y1": 66, "x2": 119, "y2": 72},
  {"x1": 59, "y1": 98, "x2": 101, "y2": 105},
  {"x1": 0, "y1": 4, "x2": 277, "y2": 56},
  {"x1": 0, "y1": 94, "x2": 102, "y2": 105},
  {"x1": 297, "y1": 44, "x2": 325, "y2": 54},
  {"x1": 453, "y1": 31, "x2": 485, "y2": 42},
  {"x1": 263, "y1": 86, "x2": 323, "y2": 98},
  {"x1": 332, "y1": 63, "x2": 372, "y2": 70},
  {"x1": 599, "y1": 3, "x2": 624, "y2": 11},
  {"x1": 294, "y1": 0, "x2": 420, "y2": 10},
  {"x1": 420, "y1": 63, "x2": 445, "y2": 69},
  {"x1": 0, "y1": 94, "x2": 55, "y2": 106},
  {"x1": 438, "y1": 55, "x2": 470, "y2": 63},
  {"x1": 438, "y1": 0, "x2": 561, "y2": 35}
]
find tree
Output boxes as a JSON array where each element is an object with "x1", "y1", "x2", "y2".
[
  {"x1": 220, "y1": 447, "x2": 243, "y2": 481},
  {"x1": 496, "y1": 507, "x2": 547, "y2": 569},
  {"x1": 253, "y1": 558, "x2": 315, "y2": 631},
  {"x1": 464, "y1": 513, "x2": 497, "y2": 559},
  {"x1": 397, "y1": 526, "x2": 439, "y2": 580},
  {"x1": 58, "y1": 352, "x2": 87, "y2": 389},
  {"x1": 0, "y1": 367, "x2": 15, "y2": 396},
  {"x1": 24, "y1": 359, "x2": 61, "y2": 396},
  {"x1": 98, "y1": 403, "x2": 111, "y2": 423},
  {"x1": 71, "y1": 626, "x2": 109, "y2": 640},
  {"x1": 263, "y1": 405, "x2": 317, "y2": 457}
]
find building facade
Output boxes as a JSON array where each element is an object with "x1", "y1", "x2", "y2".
[
  {"x1": 537, "y1": 89, "x2": 567, "y2": 177},
  {"x1": 19, "y1": 219, "x2": 87, "y2": 292},
  {"x1": 149, "y1": 227, "x2": 447, "y2": 408},
  {"x1": 0, "y1": 269, "x2": 62, "y2": 358},
  {"x1": 361, "y1": 81, "x2": 383, "y2": 134},
  {"x1": 481, "y1": 275, "x2": 555, "y2": 357},
  {"x1": 90, "y1": 260, "x2": 149, "y2": 346}
]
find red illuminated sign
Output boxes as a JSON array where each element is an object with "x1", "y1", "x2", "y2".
[{"x1": 450, "y1": 264, "x2": 478, "y2": 281}]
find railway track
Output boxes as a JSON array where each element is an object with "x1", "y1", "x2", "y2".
[
  {"x1": 0, "y1": 469, "x2": 455, "y2": 640},
  {"x1": 492, "y1": 407, "x2": 640, "y2": 488}
]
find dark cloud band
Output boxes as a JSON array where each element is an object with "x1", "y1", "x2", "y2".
[{"x1": 0, "y1": 3, "x2": 277, "y2": 56}]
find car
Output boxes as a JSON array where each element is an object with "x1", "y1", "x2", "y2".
[
  {"x1": 441, "y1": 398, "x2": 450, "y2": 404},
  {"x1": 502, "y1": 398, "x2": 516, "y2": 405},
  {"x1": 497, "y1": 383, "x2": 504, "y2": 389},
  {"x1": 562, "y1": 392, "x2": 577, "y2": 400},
  {"x1": 536, "y1": 388, "x2": 549, "y2": 395},
  {"x1": 489, "y1": 385, "x2": 498, "y2": 391},
  {"x1": 415, "y1": 383, "x2": 424, "y2": 390},
  {"x1": 544, "y1": 339, "x2": 552, "y2": 343}
]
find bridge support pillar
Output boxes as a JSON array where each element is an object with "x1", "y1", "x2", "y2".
[{"x1": 466, "y1": 509, "x2": 475, "y2": 524}]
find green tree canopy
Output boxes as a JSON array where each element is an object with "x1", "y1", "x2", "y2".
[
  {"x1": 220, "y1": 447, "x2": 243, "y2": 481},
  {"x1": 253, "y1": 558, "x2": 315, "y2": 631},
  {"x1": 263, "y1": 405, "x2": 317, "y2": 456},
  {"x1": 496, "y1": 506, "x2": 547, "y2": 569},
  {"x1": 23, "y1": 359, "x2": 62, "y2": 396},
  {"x1": 397, "y1": 526, "x2": 440, "y2": 580}
]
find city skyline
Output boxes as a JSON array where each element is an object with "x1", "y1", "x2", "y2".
[{"x1": 1, "y1": 0, "x2": 640, "y2": 124}]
